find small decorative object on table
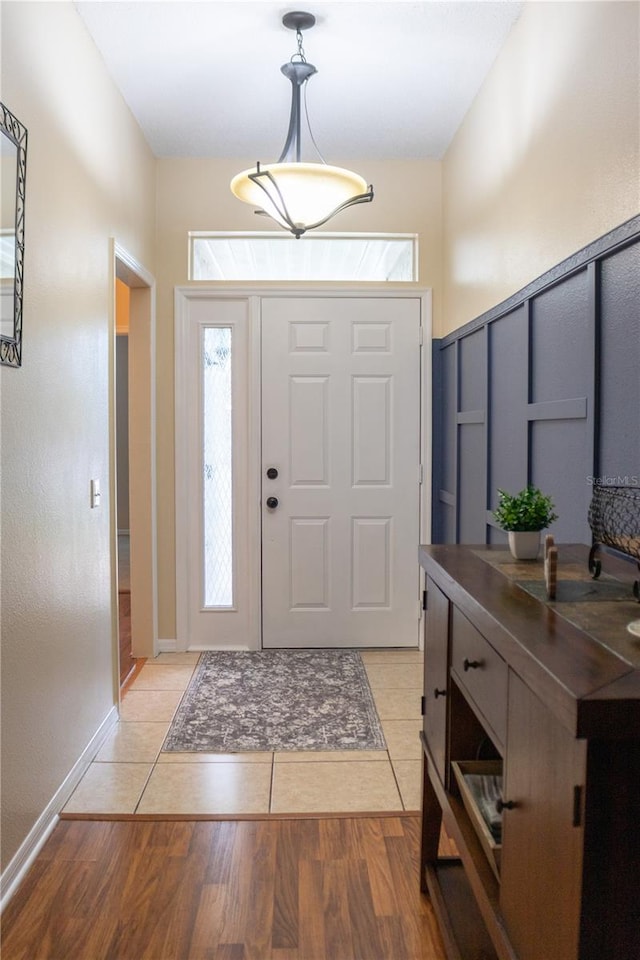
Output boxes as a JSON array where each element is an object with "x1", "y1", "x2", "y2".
[
  {"x1": 587, "y1": 484, "x2": 640, "y2": 601},
  {"x1": 544, "y1": 534, "x2": 558, "y2": 599},
  {"x1": 493, "y1": 486, "x2": 558, "y2": 561}
]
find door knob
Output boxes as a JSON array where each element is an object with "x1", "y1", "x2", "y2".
[
  {"x1": 266, "y1": 496, "x2": 279, "y2": 509},
  {"x1": 266, "y1": 467, "x2": 278, "y2": 479}
]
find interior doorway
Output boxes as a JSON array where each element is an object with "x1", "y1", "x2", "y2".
[
  {"x1": 111, "y1": 242, "x2": 158, "y2": 693},
  {"x1": 115, "y1": 293, "x2": 134, "y2": 684}
]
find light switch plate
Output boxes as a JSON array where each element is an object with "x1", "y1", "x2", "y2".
[{"x1": 90, "y1": 479, "x2": 101, "y2": 508}]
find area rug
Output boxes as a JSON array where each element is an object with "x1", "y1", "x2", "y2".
[{"x1": 161, "y1": 650, "x2": 386, "y2": 753}]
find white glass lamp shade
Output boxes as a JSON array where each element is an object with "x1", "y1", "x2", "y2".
[{"x1": 230, "y1": 162, "x2": 371, "y2": 235}]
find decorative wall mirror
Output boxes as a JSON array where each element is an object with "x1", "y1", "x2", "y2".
[{"x1": 1, "y1": 102, "x2": 27, "y2": 368}]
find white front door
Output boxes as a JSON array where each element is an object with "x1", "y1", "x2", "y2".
[
  {"x1": 175, "y1": 289, "x2": 424, "y2": 651},
  {"x1": 261, "y1": 296, "x2": 422, "y2": 648}
]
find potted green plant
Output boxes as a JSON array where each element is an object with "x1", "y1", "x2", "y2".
[{"x1": 493, "y1": 486, "x2": 558, "y2": 560}]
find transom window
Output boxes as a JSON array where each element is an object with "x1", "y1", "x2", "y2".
[{"x1": 189, "y1": 232, "x2": 417, "y2": 282}]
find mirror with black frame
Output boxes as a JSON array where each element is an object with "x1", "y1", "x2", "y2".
[{"x1": 1, "y1": 102, "x2": 27, "y2": 368}]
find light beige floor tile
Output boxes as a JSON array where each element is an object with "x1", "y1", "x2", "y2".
[
  {"x1": 136, "y1": 762, "x2": 272, "y2": 815},
  {"x1": 63, "y1": 763, "x2": 152, "y2": 814},
  {"x1": 158, "y1": 751, "x2": 273, "y2": 764},
  {"x1": 372, "y1": 687, "x2": 422, "y2": 720},
  {"x1": 361, "y1": 649, "x2": 423, "y2": 664},
  {"x1": 271, "y1": 760, "x2": 402, "y2": 813},
  {"x1": 392, "y1": 759, "x2": 422, "y2": 811},
  {"x1": 129, "y1": 664, "x2": 195, "y2": 691},
  {"x1": 151, "y1": 652, "x2": 201, "y2": 665},
  {"x1": 274, "y1": 750, "x2": 388, "y2": 763},
  {"x1": 382, "y1": 720, "x2": 422, "y2": 760},
  {"x1": 365, "y1": 663, "x2": 424, "y2": 690},
  {"x1": 119, "y1": 689, "x2": 184, "y2": 722},
  {"x1": 95, "y1": 722, "x2": 170, "y2": 762}
]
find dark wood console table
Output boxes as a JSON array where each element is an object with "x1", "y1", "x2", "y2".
[{"x1": 419, "y1": 544, "x2": 640, "y2": 960}]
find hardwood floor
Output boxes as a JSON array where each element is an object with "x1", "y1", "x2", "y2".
[{"x1": 1, "y1": 815, "x2": 447, "y2": 960}]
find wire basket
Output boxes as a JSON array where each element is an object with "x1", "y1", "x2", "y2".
[
  {"x1": 588, "y1": 485, "x2": 640, "y2": 562},
  {"x1": 588, "y1": 485, "x2": 640, "y2": 599}
]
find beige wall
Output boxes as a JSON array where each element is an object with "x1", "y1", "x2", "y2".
[
  {"x1": 0, "y1": 150, "x2": 17, "y2": 232},
  {"x1": 0, "y1": 1, "x2": 155, "y2": 869},
  {"x1": 154, "y1": 157, "x2": 442, "y2": 640},
  {"x1": 2, "y1": 0, "x2": 638, "y2": 875},
  {"x1": 442, "y1": 0, "x2": 640, "y2": 335}
]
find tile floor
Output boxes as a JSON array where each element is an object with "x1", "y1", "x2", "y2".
[{"x1": 62, "y1": 649, "x2": 424, "y2": 817}]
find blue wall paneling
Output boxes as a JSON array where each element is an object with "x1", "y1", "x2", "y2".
[{"x1": 432, "y1": 214, "x2": 640, "y2": 547}]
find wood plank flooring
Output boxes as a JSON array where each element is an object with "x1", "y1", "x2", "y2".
[{"x1": 1, "y1": 815, "x2": 447, "y2": 960}]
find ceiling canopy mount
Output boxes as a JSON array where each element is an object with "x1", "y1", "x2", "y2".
[{"x1": 281, "y1": 10, "x2": 316, "y2": 33}]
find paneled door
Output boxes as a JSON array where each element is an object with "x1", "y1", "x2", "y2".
[{"x1": 261, "y1": 296, "x2": 422, "y2": 648}]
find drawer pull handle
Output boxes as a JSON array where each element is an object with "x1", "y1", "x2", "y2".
[
  {"x1": 463, "y1": 658, "x2": 481, "y2": 671},
  {"x1": 434, "y1": 688, "x2": 447, "y2": 699},
  {"x1": 496, "y1": 799, "x2": 516, "y2": 813}
]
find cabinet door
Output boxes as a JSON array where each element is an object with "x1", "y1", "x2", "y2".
[
  {"x1": 423, "y1": 578, "x2": 449, "y2": 783},
  {"x1": 500, "y1": 673, "x2": 586, "y2": 960}
]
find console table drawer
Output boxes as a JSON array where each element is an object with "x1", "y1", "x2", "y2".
[{"x1": 451, "y1": 607, "x2": 508, "y2": 749}]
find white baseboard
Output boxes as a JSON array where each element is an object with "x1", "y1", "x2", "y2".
[
  {"x1": 158, "y1": 638, "x2": 178, "y2": 653},
  {"x1": 0, "y1": 705, "x2": 119, "y2": 913},
  {"x1": 187, "y1": 644, "x2": 252, "y2": 651}
]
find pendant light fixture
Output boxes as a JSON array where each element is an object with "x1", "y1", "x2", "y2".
[{"x1": 230, "y1": 11, "x2": 373, "y2": 239}]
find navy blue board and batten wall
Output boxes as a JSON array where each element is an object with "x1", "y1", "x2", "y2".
[{"x1": 431, "y1": 214, "x2": 640, "y2": 547}]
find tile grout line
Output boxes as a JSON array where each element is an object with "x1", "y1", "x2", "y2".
[
  {"x1": 132, "y1": 757, "x2": 159, "y2": 815},
  {"x1": 387, "y1": 754, "x2": 407, "y2": 811},
  {"x1": 124, "y1": 677, "x2": 187, "y2": 816},
  {"x1": 130, "y1": 703, "x2": 179, "y2": 815}
]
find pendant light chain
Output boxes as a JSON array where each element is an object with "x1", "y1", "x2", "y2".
[{"x1": 292, "y1": 27, "x2": 307, "y2": 63}]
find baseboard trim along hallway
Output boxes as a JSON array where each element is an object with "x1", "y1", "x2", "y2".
[{"x1": 0, "y1": 706, "x2": 119, "y2": 913}]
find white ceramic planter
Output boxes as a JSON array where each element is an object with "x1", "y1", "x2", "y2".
[{"x1": 508, "y1": 530, "x2": 541, "y2": 560}]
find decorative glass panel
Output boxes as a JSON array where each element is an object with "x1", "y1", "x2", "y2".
[{"x1": 202, "y1": 327, "x2": 233, "y2": 607}]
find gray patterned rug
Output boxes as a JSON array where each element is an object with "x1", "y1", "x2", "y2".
[{"x1": 161, "y1": 650, "x2": 386, "y2": 753}]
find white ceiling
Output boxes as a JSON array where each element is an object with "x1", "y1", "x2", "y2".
[{"x1": 74, "y1": 0, "x2": 523, "y2": 161}]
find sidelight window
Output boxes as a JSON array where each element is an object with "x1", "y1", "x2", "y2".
[{"x1": 202, "y1": 326, "x2": 233, "y2": 608}]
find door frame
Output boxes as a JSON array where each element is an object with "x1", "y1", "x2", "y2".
[
  {"x1": 174, "y1": 284, "x2": 432, "y2": 652},
  {"x1": 110, "y1": 241, "x2": 158, "y2": 696}
]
